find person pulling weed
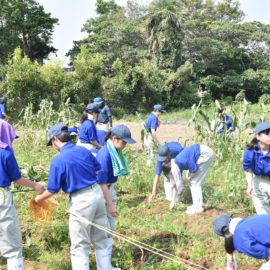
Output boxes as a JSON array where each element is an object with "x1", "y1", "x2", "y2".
[
  {"x1": 161, "y1": 144, "x2": 214, "y2": 214},
  {"x1": 77, "y1": 103, "x2": 102, "y2": 152},
  {"x1": 213, "y1": 214, "x2": 270, "y2": 270},
  {"x1": 148, "y1": 142, "x2": 184, "y2": 202},
  {"x1": 96, "y1": 124, "x2": 136, "y2": 270},
  {"x1": 34, "y1": 123, "x2": 111, "y2": 270},
  {"x1": 243, "y1": 122, "x2": 270, "y2": 214},
  {"x1": 143, "y1": 104, "x2": 165, "y2": 166},
  {"x1": 0, "y1": 120, "x2": 44, "y2": 270}
]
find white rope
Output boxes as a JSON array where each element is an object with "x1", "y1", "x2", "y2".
[{"x1": 70, "y1": 211, "x2": 209, "y2": 270}]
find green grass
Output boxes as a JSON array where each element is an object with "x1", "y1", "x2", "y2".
[{"x1": 6, "y1": 101, "x2": 266, "y2": 269}]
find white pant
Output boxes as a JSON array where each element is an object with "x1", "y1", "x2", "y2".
[
  {"x1": 142, "y1": 130, "x2": 155, "y2": 165},
  {"x1": 252, "y1": 176, "x2": 270, "y2": 214},
  {"x1": 188, "y1": 145, "x2": 214, "y2": 209},
  {"x1": 259, "y1": 260, "x2": 270, "y2": 270},
  {"x1": 69, "y1": 184, "x2": 109, "y2": 258},
  {"x1": 96, "y1": 123, "x2": 110, "y2": 132},
  {"x1": 0, "y1": 189, "x2": 23, "y2": 260},
  {"x1": 76, "y1": 140, "x2": 95, "y2": 150}
]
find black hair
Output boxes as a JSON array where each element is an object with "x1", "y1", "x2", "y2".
[
  {"x1": 161, "y1": 156, "x2": 172, "y2": 178},
  {"x1": 80, "y1": 109, "x2": 96, "y2": 123},
  {"x1": 104, "y1": 131, "x2": 122, "y2": 143},
  {"x1": 246, "y1": 137, "x2": 259, "y2": 150},
  {"x1": 218, "y1": 107, "x2": 225, "y2": 114},
  {"x1": 52, "y1": 131, "x2": 71, "y2": 143},
  {"x1": 223, "y1": 227, "x2": 235, "y2": 254}
]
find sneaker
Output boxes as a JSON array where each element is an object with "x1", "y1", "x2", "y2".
[
  {"x1": 185, "y1": 206, "x2": 204, "y2": 215},
  {"x1": 112, "y1": 267, "x2": 121, "y2": 270}
]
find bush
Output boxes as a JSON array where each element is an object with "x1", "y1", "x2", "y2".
[
  {"x1": 235, "y1": 89, "x2": 246, "y2": 102},
  {"x1": 259, "y1": 94, "x2": 270, "y2": 104}
]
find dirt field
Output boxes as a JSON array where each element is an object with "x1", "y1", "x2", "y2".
[{"x1": 116, "y1": 120, "x2": 195, "y2": 149}]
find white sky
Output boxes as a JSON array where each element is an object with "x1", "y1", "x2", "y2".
[{"x1": 36, "y1": 0, "x2": 270, "y2": 65}]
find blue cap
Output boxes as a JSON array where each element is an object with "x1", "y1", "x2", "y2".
[
  {"x1": 47, "y1": 123, "x2": 68, "y2": 146},
  {"x1": 153, "y1": 104, "x2": 166, "y2": 112},
  {"x1": 93, "y1": 97, "x2": 104, "y2": 105},
  {"x1": 254, "y1": 122, "x2": 270, "y2": 135},
  {"x1": 86, "y1": 103, "x2": 100, "y2": 113},
  {"x1": 111, "y1": 124, "x2": 136, "y2": 144},
  {"x1": 212, "y1": 215, "x2": 231, "y2": 237},
  {"x1": 157, "y1": 144, "x2": 170, "y2": 162}
]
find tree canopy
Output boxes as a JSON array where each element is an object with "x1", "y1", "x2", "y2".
[
  {"x1": 0, "y1": 0, "x2": 58, "y2": 64},
  {"x1": 1, "y1": 0, "x2": 270, "y2": 115}
]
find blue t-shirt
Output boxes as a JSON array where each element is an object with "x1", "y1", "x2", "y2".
[
  {"x1": 0, "y1": 146, "x2": 21, "y2": 187},
  {"x1": 144, "y1": 113, "x2": 158, "y2": 132},
  {"x1": 218, "y1": 115, "x2": 235, "y2": 133},
  {"x1": 174, "y1": 144, "x2": 201, "y2": 173},
  {"x1": 96, "y1": 145, "x2": 118, "y2": 184},
  {"x1": 47, "y1": 142, "x2": 101, "y2": 193},
  {"x1": 0, "y1": 104, "x2": 6, "y2": 119},
  {"x1": 243, "y1": 147, "x2": 270, "y2": 175},
  {"x1": 156, "y1": 142, "x2": 184, "y2": 176},
  {"x1": 97, "y1": 130, "x2": 107, "y2": 146},
  {"x1": 97, "y1": 105, "x2": 112, "y2": 124},
  {"x1": 234, "y1": 215, "x2": 270, "y2": 259},
  {"x1": 78, "y1": 119, "x2": 98, "y2": 144}
]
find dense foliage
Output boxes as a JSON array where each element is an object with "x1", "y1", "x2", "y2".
[
  {"x1": 0, "y1": 0, "x2": 270, "y2": 116},
  {"x1": 0, "y1": 0, "x2": 58, "y2": 64}
]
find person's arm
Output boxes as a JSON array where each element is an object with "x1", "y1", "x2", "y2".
[
  {"x1": 186, "y1": 171, "x2": 196, "y2": 181},
  {"x1": 109, "y1": 117, "x2": 112, "y2": 128},
  {"x1": 91, "y1": 140, "x2": 101, "y2": 149},
  {"x1": 150, "y1": 129, "x2": 159, "y2": 144},
  {"x1": 99, "y1": 184, "x2": 118, "y2": 217},
  {"x1": 148, "y1": 175, "x2": 160, "y2": 202},
  {"x1": 170, "y1": 186, "x2": 177, "y2": 209},
  {"x1": 34, "y1": 190, "x2": 55, "y2": 203},
  {"x1": 245, "y1": 171, "x2": 253, "y2": 197},
  {"x1": 15, "y1": 177, "x2": 44, "y2": 193}
]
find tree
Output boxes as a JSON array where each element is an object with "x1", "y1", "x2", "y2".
[
  {"x1": 0, "y1": 0, "x2": 58, "y2": 64},
  {"x1": 145, "y1": 0, "x2": 183, "y2": 70},
  {"x1": 68, "y1": 0, "x2": 148, "y2": 70}
]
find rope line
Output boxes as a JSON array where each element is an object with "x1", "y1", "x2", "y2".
[{"x1": 70, "y1": 211, "x2": 209, "y2": 270}]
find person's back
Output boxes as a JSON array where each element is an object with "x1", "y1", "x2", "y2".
[
  {"x1": 174, "y1": 144, "x2": 200, "y2": 173},
  {"x1": 49, "y1": 142, "x2": 100, "y2": 193}
]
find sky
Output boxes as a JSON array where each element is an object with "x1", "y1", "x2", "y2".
[{"x1": 37, "y1": 0, "x2": 270, "y2": 66}]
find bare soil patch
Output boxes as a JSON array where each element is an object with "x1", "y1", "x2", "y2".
[{"x1": 116, "y1": 120, "x2": 195, "y2": 150}]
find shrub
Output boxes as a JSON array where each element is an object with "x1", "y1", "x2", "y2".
[{"x1": 259, "y1": 94, "x2": 270, "y2": 104}]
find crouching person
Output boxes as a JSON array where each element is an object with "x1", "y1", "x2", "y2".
[
  {"x1": 213, "y1": 215, "x2": 270, "y2": 270},
  {"x1": 34, "y1": 123, "x2": 110, "y2": 270},
  {"x1": 161, "y1": 144, "x2": 214, "y2": 214},
  {"x1": 0, "y1": 120, "x2": 44, "y2": 270}
]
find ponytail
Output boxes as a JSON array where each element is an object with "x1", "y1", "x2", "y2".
[
  {"x1": 80, "y1": 109, "x2": 88, "y2": 123},
  {"x1": 246, "y1": 137, "x2": 259, "y2": 150},
  {"x1": 223, "y1": 227, "x2": 235, "y2": 254},
  {"x1": 104, "y1": 131, "x2": 112, "y2": 142},
  {"x1": 162, "y1": 156, "x2": 172, "y2": 178}
]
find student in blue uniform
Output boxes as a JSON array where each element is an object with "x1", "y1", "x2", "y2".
[
  {"x1": 243, "y1": 122, "x2": 270, "y2": 214},
  {"x1": 213, "y1": 215, "x2": 270, "y2": 270},
  {"x1": 94, "y1": 97, "x2": 112, "y2": 132},
  {"x1": 217, "y1": 107, "x2": 235, "y2": 134},
  {"x1": 161, "y1": 144, "x2": 214, "y2": 214},
  {"x1": 77, "y1": 103, "x2": 102, "y2": 151},
  {"x1": 143, "y1": 104, "x2": 166, "y2": 165},
  {"x1": 0, "y1": 121, "x2": 44, "y2": 270},
  {"x1": 0, "y1": 96, "x2": 9, "y2": 120},
  {"x1": 148, "y1": 142, "x2": 184, "y2": 202},
  {"x1": 34, "y1": 123, "x2": 111, "y2": 270},
  {"x1": 96, "y1": 124, "x2": 136, "y2": 270}
]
